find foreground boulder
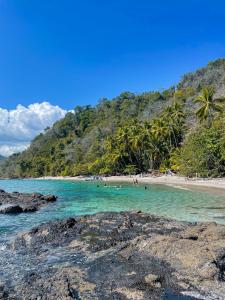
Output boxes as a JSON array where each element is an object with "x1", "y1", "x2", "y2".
[
  {"x1": 0, "y1": 189, "x2": 57, "y2": 214},
  {"x1": 1, "y1": 211, "x2": 225, "y2": 299}
]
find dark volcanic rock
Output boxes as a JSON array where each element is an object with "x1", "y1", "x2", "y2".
[
  {"x1": 0, "y1": 204, "x2": 23, "y2": 214},
  {"x1": 0, "y1": 189, "x2": 57, "y2": 214},
  {"x1": 2, "y1": 211, "x2": 225, "y2": 299}
]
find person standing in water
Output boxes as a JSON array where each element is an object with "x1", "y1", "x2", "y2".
[{"x1": 133, "y1": 177, "x2": 138, "y2": 185}]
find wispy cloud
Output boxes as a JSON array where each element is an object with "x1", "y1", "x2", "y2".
[{"x1": 0, "y1": 102, "x2": 67, "y2": 156}]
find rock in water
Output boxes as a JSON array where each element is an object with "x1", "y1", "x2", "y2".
[
  {"x1": 0, "y1": 204, "x2": 23, "y2": 214},
  {"x1": 0, "y1": 189, "x2": 57, "y2": 214}
]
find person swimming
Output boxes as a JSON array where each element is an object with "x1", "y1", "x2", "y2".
[{"x1": 116, "y1": 185, "x2": 122, "y2": 190}]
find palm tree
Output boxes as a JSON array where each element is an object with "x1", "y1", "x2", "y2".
[
  {"x1": 195, "y1": 86, "x2": 224, "y2": 124},
  {"x1": 151, "y1": 118, "x2": 169, "y2": 139},
  {"x1": 164, "y1": 102, "x2": 186, "y2": 147}
]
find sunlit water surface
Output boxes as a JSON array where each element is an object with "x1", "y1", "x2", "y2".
[
  {"x1": 0, "y1": 179, "x2": 224, "y2": 299},
  {"x1": 0, "y1": 179, "x2": 225, "y2": 239}
]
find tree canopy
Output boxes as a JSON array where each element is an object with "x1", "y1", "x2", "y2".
[{"x1": 1, "y1": 59, "x2": 225, "y2": 178}]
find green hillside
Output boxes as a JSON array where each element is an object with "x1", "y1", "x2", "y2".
[{"x1": 1, "y1": 59, "x2": 225, "y2": 178}]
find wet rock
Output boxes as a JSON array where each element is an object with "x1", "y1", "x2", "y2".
[
  {"x1": 22, "y1": 206, "x2": 38, "y2": 213},
  {"x1": 43, "y1": 194, "x2": 57, "y2": 202},
  {"x1": 31, "y1": 193, "x2": 42, "y2": 198},
  {"x1": 0, "y1": 190, "x2": 57, "y2": 214},
  {"x1": 144, "y1": 274, "x2": 161, "y2": 288},
  {"x1": 2, "y1": 211, "x2": 225, "y2": 299},
  {"x1": 0, "y1": 204, "x2": 23, "y2": 214},
  {"x1": 0, "y1": 281, "x2": 8, "y2": 299}
]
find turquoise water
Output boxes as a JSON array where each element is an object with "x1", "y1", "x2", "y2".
[
  {"x1": 1, "y1": 179, "x2": 225, "y2": 238},
  {"x1": 0, "y1": 179, "x2": 205, "y2": 299}
]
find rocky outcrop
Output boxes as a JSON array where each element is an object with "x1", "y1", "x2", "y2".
[
  {"x1": 1, "y1": 211, "x2": 225, "y2": 299},
  {"x1": 0, "y1": 189, "x2": 57, "y2": 214}
]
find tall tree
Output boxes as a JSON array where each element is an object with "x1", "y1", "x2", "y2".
[{"x1": 194, "y1": 86, "x2": 224, "y2": 124}]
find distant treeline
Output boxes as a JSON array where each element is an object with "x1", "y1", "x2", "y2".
[{"x1": 1, "y1": 59, "x2": 225, "y2": 178}]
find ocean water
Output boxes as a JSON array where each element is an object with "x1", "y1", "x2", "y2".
[
  {"x1": 0, "y1": 179, "x2": 223, "y2": 299},
  {"x1": 1, "y1": 179, "x2": 225, "y2": 238}
]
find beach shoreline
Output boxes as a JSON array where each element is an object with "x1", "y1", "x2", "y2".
[{"x1": 35, "y1": 175, "x2": 225, "y2": 194}]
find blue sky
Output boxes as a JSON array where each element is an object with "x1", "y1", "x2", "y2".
[
  {"x1": 1, "y1": 0, "x2": 225, "y2": 156},
  {"x1": 0, "y1": 0, "x2": 225, "y2": 110}
]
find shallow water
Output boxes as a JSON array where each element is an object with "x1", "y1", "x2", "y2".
[
  {"x1": 0, "y1": 179, "x2": 222, "y2": 299},
  {"x1": 0, "y1": 179, "x2": 225, "y2": 238}
]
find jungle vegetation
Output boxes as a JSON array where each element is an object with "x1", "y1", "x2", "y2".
[{"x1": 0, "y1": 59, "x2": 225, "y2": 178}]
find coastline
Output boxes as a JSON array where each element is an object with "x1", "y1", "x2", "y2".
[
  {"x1": 35, "y1": 175, "x2": 225, "y2": 194},
  {"x1": 4, "y1": 211, "x2": 225, "y2": 299}
]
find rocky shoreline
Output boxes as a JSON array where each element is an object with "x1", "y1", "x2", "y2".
[
  {"x1": 0, "y1": 189, "x2": 57, "y2": 214},
  {"x1": 1, "y1": 211, "x2": 225, "y2": 299}
]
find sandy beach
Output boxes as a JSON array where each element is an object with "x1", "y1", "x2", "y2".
[{"x1": 36, "y1": 175, "x2": 225, "y2": 194}]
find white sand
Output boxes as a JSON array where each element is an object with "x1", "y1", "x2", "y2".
[{"x1": 36, "y1": 175, "x2": 225, "y2": 193}]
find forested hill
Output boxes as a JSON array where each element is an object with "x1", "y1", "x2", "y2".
[{"x1": 1, "y1": 59, "x2": 225, "y2": 178}]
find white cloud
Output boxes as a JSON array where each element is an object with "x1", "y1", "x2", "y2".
[
  {"x1": 0, "y1": 102, "x2": 67, "y2": 156},
  {"x1": 0, "y1": 142, "x2": 30, "y2": 157}
]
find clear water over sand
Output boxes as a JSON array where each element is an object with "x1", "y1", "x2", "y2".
[
  {"x1": 0, "y1": 179, "x2": 206, "y2": 299},
  {"x1": 1, "y1": 179, "x2": 225, "y2": 238}
]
